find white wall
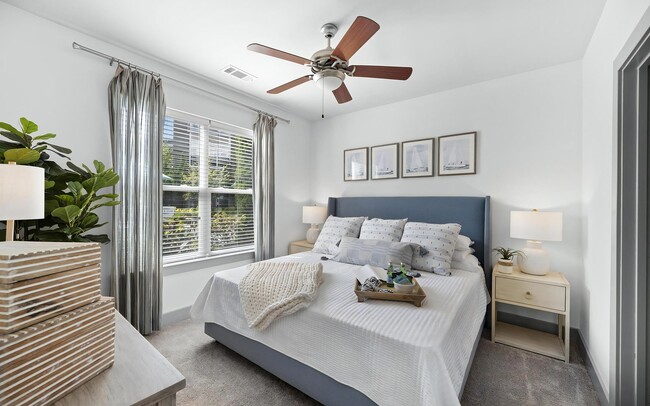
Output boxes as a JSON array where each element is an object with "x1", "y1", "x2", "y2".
[
  {"x1": 311, "y1": 61, "x2": 584, "y2": 326},
  {"x1": 0, "y1": 2, "x2": 311, "y2": 317},
  {"x1": 581, "y1": 0, "x2": 650, "y2": 401}
]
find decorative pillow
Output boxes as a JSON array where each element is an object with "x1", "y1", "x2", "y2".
[
  {"x1": 332, "y1": 237, "x2": 416, "y2": 269},
  {"x1": 456, "y1": 235, "x2": 474, "y2": 250},
  {"x1": 312, "y1": 216, "x2": 366, "y2": 255},
  {"x1": 452, "y1": 247, "x2": 475, "y2": 262},
  {"x1": 359, "y1": 218, "x2": 407, "y2": 242},
  {"x1": 451, "y1": 253, "x2": 482, "y2": 273},
  {"x1": 400, "y1": 222, "x2": 461, "y2": 272}
]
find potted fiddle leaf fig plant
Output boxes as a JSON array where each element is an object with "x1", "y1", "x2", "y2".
[
  {"x1": 492, "y1": 247, "x2": 525, "y2": 274},
  {"x1": 0, "y1": 117, "x2": 120, "y2": 243}
]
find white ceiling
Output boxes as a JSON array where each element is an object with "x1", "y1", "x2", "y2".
[{"x1": 4, "y1": 0, "x2": 605, "y2": 121}]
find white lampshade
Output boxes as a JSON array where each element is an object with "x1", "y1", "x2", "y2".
[
  {"x1": 510, "y1": 210, "x2": 563, "y2": 242},
  {"x1": 0, "y1": 164, "x2": 44, "y2": 220},
  {"x1": 302, "y1": 206, "x2": 327, "y2": 225},
  {"x1": 510, "y1": 210, "x2": 562, "y2": 276}
]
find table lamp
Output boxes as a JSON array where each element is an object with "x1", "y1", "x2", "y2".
[
  {"x1": 510, "y1": 209, "x2": 563, "y2": 275},
  {"x1": 0, "y1": 162, "x2": 45, "y2": 242},
  {"x1": 302, "y1": 206, "x2": 328, "y2": 244}
]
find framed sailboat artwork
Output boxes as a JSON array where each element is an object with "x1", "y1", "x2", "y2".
[
  {"x1": 401, "y1": 138, "x2": 434, "y2": 178},
  {"x1": 343, "y1": 147, "x2": 369, "y2": 181},
  {"x1": 438, "y1": 132, "x2": 477, "y2": 176},
  {"x1": 371, "y1": 143, "x2": 399, "y2": 180}
]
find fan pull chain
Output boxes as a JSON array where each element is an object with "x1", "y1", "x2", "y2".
[{"x1": 321, "y1": 84, "x2": 325, "y2": 119}]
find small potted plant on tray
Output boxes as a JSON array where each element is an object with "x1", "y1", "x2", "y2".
[{"x1": 492, "y1": 247, "x2": 525, "y2": 274}]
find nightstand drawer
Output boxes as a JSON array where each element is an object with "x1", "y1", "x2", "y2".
[{"x1": 496, "y1": 277, "x2": 566, "y2": 311}]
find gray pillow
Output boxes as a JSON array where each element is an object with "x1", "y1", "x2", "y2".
[{"x1": 332, "y1": 237, "x2": 416, "y2": 269}]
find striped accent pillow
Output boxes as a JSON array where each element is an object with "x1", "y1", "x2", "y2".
[
  {"x1": 332, "y1": 237, "x2": 416, "y2": 269},
  {"x1": 359, "y1": 218, "x2": 407, "y2": 242},
  {"x1": 400, "y1": 222, "x2": 461, "y2": 272},
  {"x1": 312, "y1": 216, "x2": 366, "y2": 255}
]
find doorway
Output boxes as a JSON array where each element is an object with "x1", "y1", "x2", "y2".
[{"x1": 617, "y1": 27, "x2": 650, "y2": 406}]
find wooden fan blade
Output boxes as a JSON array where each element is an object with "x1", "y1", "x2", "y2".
[
  {"x1": 351, "y1": 65, "x2": 413, "y2": 80},
  {"x1": 267, "y1": 75, "x2": 312, "y2": 94},
  {"x1": 247, "y1": 43, "x2": 312, "y2": 65},
  {"x1": 332, "y1": 83, "x2": 352, "y2": 104},
  {"x1": 331, "y1": 16, "x2": 380, "y2": 61}
]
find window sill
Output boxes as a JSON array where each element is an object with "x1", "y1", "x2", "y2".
[{"x1": 162, "y1": 249, "x2": 255, "y2": 276}]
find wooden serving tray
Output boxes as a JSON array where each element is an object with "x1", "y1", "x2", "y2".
[{"x1": 354, "y1": 278, "x2": 426, "y2": 307}]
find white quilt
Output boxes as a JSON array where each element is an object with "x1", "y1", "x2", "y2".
[{"x1": 191, "y1": 252, "x2": 489, "y2": 406}]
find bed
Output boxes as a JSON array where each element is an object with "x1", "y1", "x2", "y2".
[{"x1": 191, "y1": 196, "x2": 491, "y2": 406}]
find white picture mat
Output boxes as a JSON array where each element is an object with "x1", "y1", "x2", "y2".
[
  {"x1": 344, "y1": 148, "x2": 368, "y2": 180},
  {"x1": 402, "y1": 139, "x2": 434, "y2": 177},
  {"x1": 371, "y1": 144, "x2": 398, "y2": 179},
  {"x1": 439, "y1": 132, "x2": 476, "y2": 175}
]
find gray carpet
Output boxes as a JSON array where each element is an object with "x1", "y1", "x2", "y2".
[{"x1": 147, "y1": 320, "x2": 600, "y2": 406}]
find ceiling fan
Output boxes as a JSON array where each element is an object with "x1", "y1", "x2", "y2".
[{"x1": 247, "y1": 16, "x2": 413, "y2": 105}]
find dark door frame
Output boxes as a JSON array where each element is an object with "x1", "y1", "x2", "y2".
[{"x1": 617, "y1": 24, "x2": 650, "y2": 406}]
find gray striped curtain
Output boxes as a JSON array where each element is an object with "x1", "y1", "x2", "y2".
[
  {"x1": 108, "y1": 64, "x2": 165, "y2": 335},
  {"x1": 253, "y1": 114, "x2": 277, "y2": 261}
]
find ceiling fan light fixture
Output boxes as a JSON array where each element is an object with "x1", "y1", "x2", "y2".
[{"x1": 313, "y1": 70, "x2": 345, "y2": 91}]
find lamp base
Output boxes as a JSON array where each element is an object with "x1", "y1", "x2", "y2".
[
  {"x1": 519, "y1": 240, "x2": 551, "y2": 275},
  {"x1": 306, "y1": 225, "x2": 321, "y2": 244}
]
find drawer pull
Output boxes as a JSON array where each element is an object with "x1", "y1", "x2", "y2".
[{"x1": 525, "y1": 291, "x2": 532, "y2": 299}]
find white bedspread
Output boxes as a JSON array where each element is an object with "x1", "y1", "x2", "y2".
[{"x1": 191, "y1": 252, "x2": 489, "y2": 406}]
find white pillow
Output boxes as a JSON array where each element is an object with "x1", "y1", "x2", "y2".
[
  {"x1": 400, "y1": 222, "x2": 461, "y2": 272},
  {"x1": 359, "y1": 218, "x2": 407, "y2": 242},
  {"x1": 456, "y1": 235, "x2": 474, "y2": 250},
  {"x1": 452, "y1": 248, "x2": 475, "y2": 262},
  {"x1": 312, "y1": 216, "x2": 366, "y2": 255},
  {"x1": 451, "y1": 254, "x2": 482, "y2": 272}
]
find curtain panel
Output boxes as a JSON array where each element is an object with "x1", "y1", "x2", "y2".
[
  {"x1": 253, "y1": 114, "x2": 277, "y2": 261},
  {"x1": 108, "y1": 64, "x2": 165, "y2": 335}
]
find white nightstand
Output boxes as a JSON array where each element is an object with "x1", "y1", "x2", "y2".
[
  {"x1": 491, "y1": 266, "x2": 570, "y2": 362},
  {"x1": 288, "y1": 240, "x2": 314, "y2": 254}
]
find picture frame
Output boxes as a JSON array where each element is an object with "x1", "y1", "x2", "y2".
[
  {"x1": 401, "y1": 138, "x2": 434, "y2": 178},
  {"x1": 438, "y1": 132, "x2": 477, "y2": 176},
  {"x1": 343, "y1": 147, "x2": 369, "y2": 181},
  {"x1": 371, "y1": 143, "x2": 399, "y2": 180}
]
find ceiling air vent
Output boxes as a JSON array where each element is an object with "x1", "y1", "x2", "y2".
[{"x1": 221, "y1": 65, "x2": 256, "y2": 82}]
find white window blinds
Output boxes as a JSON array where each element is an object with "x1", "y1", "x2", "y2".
[{"x1": 162, "y1": 113, "x2": 254, "y2": 262}]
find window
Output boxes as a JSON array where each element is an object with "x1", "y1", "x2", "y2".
[{"x1": 162, "y1": 112, "x2": 254, "y2": 263}]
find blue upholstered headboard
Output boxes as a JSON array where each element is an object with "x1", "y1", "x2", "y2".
[{"x1": 327, "y1": 196, "x2": 492, "y2": 285}]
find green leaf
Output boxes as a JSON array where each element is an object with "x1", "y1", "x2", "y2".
[
  {"x1": 66, "y1": 161, "x2": 89, "y2": 177},
  {"x1": 34, "y1": 230, "x2": 71, "y2": 242},
  {"x1": 83, "y1": 234, "x2": 111, "y2": 244},
  {"x1": 80, "y1": 213, "x2": 99, "y2": 228},
  {"x1": 19, "y1": 118, "x2": 38, "y2": 134},
  {"x1": 89, "y1": 200, "x2": 121, "y2": 211},
  {"x1": 100, "y1": 171, "x2": 120, "y2": 187},
  {"x1": 0, "y1": 140, "x2": 23, "y2": 151},
  {"x1": 0, "y1": 131, "x2": 29, "y2": 147},
  {"x1": 4, "y1": 148, "x2": 40, "y2": 164},
  {"x1": 43, "y1": 142, "x2": 72, "y2": 154},
  {"x1": 93, "y1": 160, "x2": 106, "y2": 173},
  {"x1": 96, "y1": 193, "x2": 119, "y2": 199},
  {"x1": 44, "y1": 180, "x2": 55, "y2": 189},
  {"x1": 33, "y1": 133, "x2": 56, "y2": 141},
  {"x1": 56, "y1": 194, "x2": 75, "y2": 205},
  {"x1": 44, "y1": 199, "x2": 59, "y2": 214},
  {"x1": 82, "y1": 177, "x2": 105, "y2": 193},
  {"x1": 66, "y1": 181, "x2": 84, "y2": 198},
  {"x1": 0, "y1": 122, "x2": 23, "y2": 136},
  {"x1": 51, "y1": 205, "x2": 81, "y2": 224}
]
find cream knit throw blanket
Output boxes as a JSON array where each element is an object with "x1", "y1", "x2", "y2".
[{"x1": 238, "y1": 262, "x2": 323, "y2": 330}]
